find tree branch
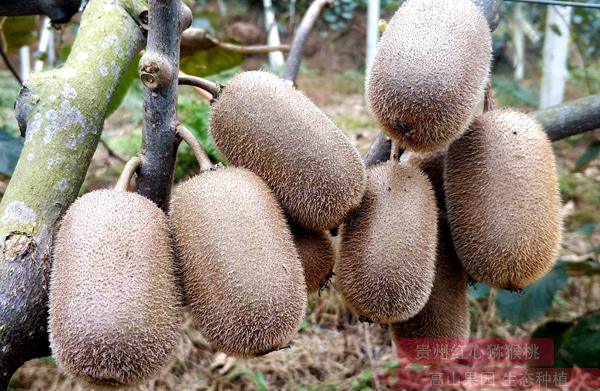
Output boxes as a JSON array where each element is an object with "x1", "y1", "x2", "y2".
[
  {"x1": 137, "y1": 0, "x2": 191, "y2": 211},
  {"x1": 0, "y1": 0, "x2": 82, "y2": 24},
  {"x1": 0, "y1": 0, "x2": 146, "y2": 388},
  {"x1": 472, "y1": 0, "x2": 504, "y2": 31},
  {"x1": 0, "y1": 43, "x2": 22, "y2": 85},
  {"x1": 283, "y1": 0, "x2": 333, "y2": 84},
  {"x1": 534, "y1": 93, "x2": 600, "y2": 141},
  {"x1": 364, "y1": 93, "x2": 600, "y2": 167},
  {"x1": 217, "y1": 41, "x2": 290, "y2": 54},
  {"x1": 180, "y1": 27, "x2": 290, "y2": 57}
]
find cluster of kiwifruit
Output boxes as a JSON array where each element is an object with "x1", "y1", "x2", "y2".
[
  {"x1": 363, "y1": 0, "x2": 562, "y2": 348},
  {"x1": 47, "y1": 0, "x2": 562, "y2": 387},
  {"x1": 48, "y1": 71, "x2": 363, "y2": 387}
]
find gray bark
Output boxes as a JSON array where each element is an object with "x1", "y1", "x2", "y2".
[{"x1": 137, "y1": 1, "x2": 191, "y2": 211}]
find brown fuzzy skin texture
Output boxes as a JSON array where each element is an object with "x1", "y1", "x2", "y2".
[
  {"x1": 210, "y1": 71, "x2": 366, "y2": 231},
  {"x1": 366, "y1": 0, "x2": 492, "y2": 152},
  {"x1": 445, "y1": 110, "x2": 563, "y2": 289},
  {"x1": 170, "y1": 167, "x2": 307, "y2": 358},
  {"x1": 337, "y1": 162, "x2": 438, "y2": 324},
  {"x1": 408, "y1": 149, "x2": 448, "y2": 210},
  {"x1": 391, "y1": 217, "x2": 469, "y2": 340},
  {"x1": 49, "y1": 190, "x2": 181, "y2": 389},
  {"x1": 292, "y1": 227, "x2": 336, "y2": 294}
]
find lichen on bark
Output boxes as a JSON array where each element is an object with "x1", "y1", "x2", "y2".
[
  {"x1": 0, "y1": 0, "x2": 147, "y2": 388},
  {"x1": 1, "y1": 0, "x2": 146, "y2": 237}
]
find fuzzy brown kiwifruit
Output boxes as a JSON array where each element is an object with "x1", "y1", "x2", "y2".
[
  {"x1": 49, "y1": 190, "x2": 181, "y2": 388},
  {"x1": 169, "y1": 167, "x2": 307, "y2": 357},
  {"x1": 292, "y1": 227, "x2": 336, "y2": 294},
  {"x1": 391, "y1": 216, "x2": 469, "y2": 341},
  {"x1": 407, "y1": 149, "x2": 448, "y2": 210},
  {"x1": 445, "y1": 110, "x2": 562, "y2": 289},
  {"x1": 336, "y1": 161, "x2": 438, "y2": 324},
  {"x1": 210, "y1": 71, "x2": 366, "y2": 231},
  {"x1": 366, "y1": 0, "x2": 492, "y2": 152}
]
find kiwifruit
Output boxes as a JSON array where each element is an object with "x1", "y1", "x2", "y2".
[
  {"x1": 169, "y1": 167, "x2": 307, "y2": 357},
  {"x1": 407, "y1": 149, "x2": 448, "y2": 210},
  {"x1": 336, "y1": 161, "x2": 438, "y2": 323},
  {"x1": 49, "y1": 190, "x2": 181, "y2": 388},
  {"x1": 391, "y1": 216, "x2": 469, "y2": 341},
  {"x1": 445, "y1": 110, "x2": 562, "y2": 289},
  {"x1": 366, "y1": 0, "x2": 492, "y2": 152},
  {"x1": 210, "y1": 70, "x2": 366, "y2": 231},
  {"x1": 292, "y1": 227, "x2": 336, "y2": 294}
]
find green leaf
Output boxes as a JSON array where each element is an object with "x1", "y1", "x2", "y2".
[
  {"x1": 180, "y1": 44, "x2": 243, "y2": 78},
  {"x1": 105, "y1": 54, "x2": 141, "y2": 117},
  {"x1": 593, "y1": 245, "x2": 600, "y2": 255},
  {"x1": 496, "y1": 264, "x2": 568, "y2": 325},
  {"x1": 530, "y1": 320, "x2": 574, "y2": 368},
  {"x1": 0, "y1": 128, "x2": 23, "y2": 178},
  {"x1": 574, "y1": 140, "x2": 600, "y2": 171},
  {"x1": 1, "y1": 16, "x2": 38, "y2": 53},
  {"x1": 468, "y1": 283, "x2": 491, "y2": 300},
  {"x1": 564, "y1": 313, "x2": 600, "y2": 368}
]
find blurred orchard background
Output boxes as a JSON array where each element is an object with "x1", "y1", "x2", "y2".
[{"x1": 0, "y1": 0, "x2": 599, "y2": 390}]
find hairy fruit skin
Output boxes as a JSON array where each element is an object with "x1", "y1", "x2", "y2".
[
  {"x1": 170, "y1": 167, "x2": 307, "y2": 358},
  {"x1": 337, "y1": 162, "x2": 437, "y2": 324},
  {"x1": 445, "y1": 110, "x2": 563, "y2": 289},
  {"x1": 367, "y1": 0, "x2": 492, "y2": 152},
  {"x1": 210, "y1": 71, "x2": 366, "y2": 231},
  {"x1": 292, "y1": 227, "x2": 336, "y2": 294},
  {"x1": 49, "y1": 190, "x2": 181, "y2": 388},
  {"x1": 407, "y1": 149, "x2": 448, "y2": 211},
  {"x1": 391, "y1": 216, "x2": 469, "y2": 341}
]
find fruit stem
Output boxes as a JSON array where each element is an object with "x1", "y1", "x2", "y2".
[
  {"x1": 176, "y1": 125, "x2": 213, "y2": 172},
  {"x1": 115, "y1": 156, "x2": 142, "y2": 192},
  {"x1": 484, "y1": 80, "x2": 496, "y2": 112},
  {"x1": 178, "y1": 74, "x2": 223, "y2": 100},
  {"x1": 390, "y1": 140, "x2": 401, "y2": 161}
]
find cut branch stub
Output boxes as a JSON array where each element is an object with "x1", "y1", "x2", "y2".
[
  {"x1": 0, "y1": 0, "x2": 147, "y2": 388},
  {"x1": 140, "y1": 54, "x2": 175, "y2": 90}
]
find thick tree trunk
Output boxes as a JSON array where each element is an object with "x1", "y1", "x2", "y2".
[
  {"x1": 0, "y1": 0, "x2": 146, "y2": 388},
  {"x1": 539, "y1": 5, "x2": 572, "y2": 109}
]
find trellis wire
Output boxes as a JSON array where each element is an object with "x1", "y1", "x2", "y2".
[{"x1": 505, "y1": 0, "x2": 600, "y2": 9}]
